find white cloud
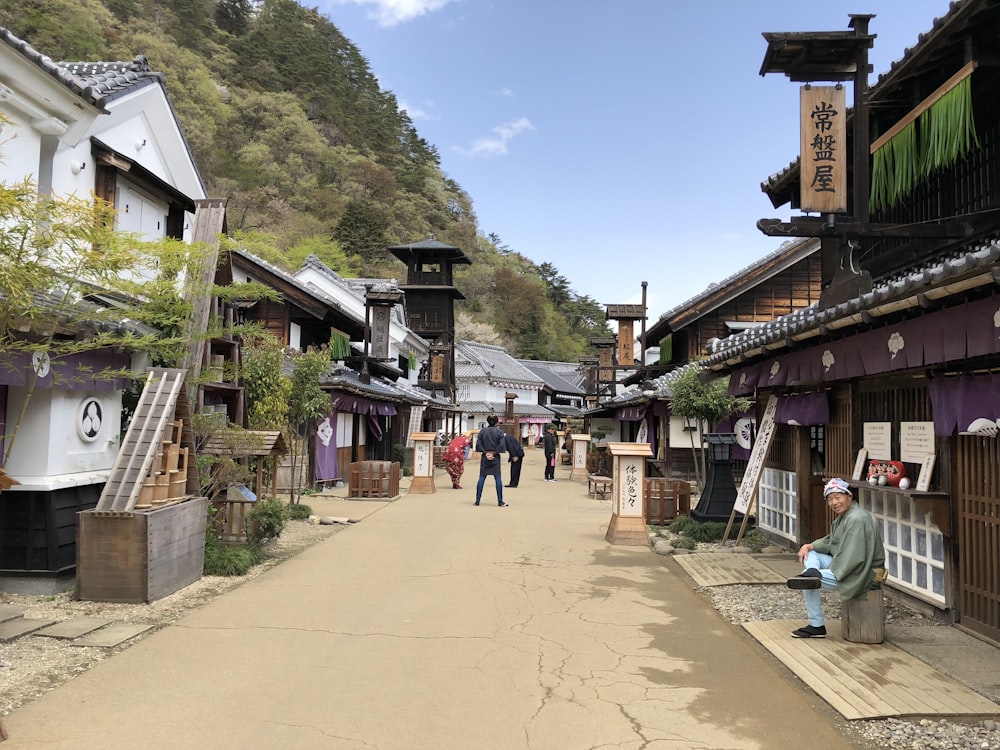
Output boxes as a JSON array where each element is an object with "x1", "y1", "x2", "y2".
[
  {"x1": 398, "y1": 99, "x2": 436, "y2": 120},
  {"x1": 497, "y1": 86, "x2": 514, "y2": 97},
  {"x1": 331, "y1": 0, "x2": 458, "y2": 27},
  {"x1": 456, "y1": 117, "x2": 535, "y2": 157}
]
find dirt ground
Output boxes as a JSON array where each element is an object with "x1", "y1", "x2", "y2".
[{"x1": 0, "y1": 518, "x2": 343, "y2": 715}]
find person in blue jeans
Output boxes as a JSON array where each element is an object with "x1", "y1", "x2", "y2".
[
  {"x1": 474, "y1": 415, "x2": 507, "y2": 507},
  {"x1": 786, "y1": 477, "x2": 885, "y2": 638}
]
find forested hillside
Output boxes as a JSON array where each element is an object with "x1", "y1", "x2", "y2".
[{"x1": 0, "y1": 0, "x2": 612, "y2": 360}]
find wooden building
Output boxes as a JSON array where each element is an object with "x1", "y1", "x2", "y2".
[{"x1": 702, "y1": 3, "x2": 1000, "y2": 642}]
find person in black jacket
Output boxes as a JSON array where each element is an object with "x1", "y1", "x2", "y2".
[
  {"x1": 503, "y1": 432, "x2": 525, "y2": 488},
  {"x1": 474, "y1": 416, "x2": 508, "y2": 507},
  {"x1": 543, "y1": 424, "x2": 558, "y2": 482}
]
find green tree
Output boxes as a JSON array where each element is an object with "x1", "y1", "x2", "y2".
[
  {"x1": 284, "y1": 346, "x2": 333, "y2": 504},
  {"x1": 668, "y1": 366, "x2": 750, "y2": 489}
]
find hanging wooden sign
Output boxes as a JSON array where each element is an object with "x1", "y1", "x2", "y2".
[{"x1": 800, "y1": 85, "x2": 847, "y2": 214}]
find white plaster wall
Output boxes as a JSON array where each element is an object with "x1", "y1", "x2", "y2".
[
  {"x1": 0, "y1": 110, "x2": 42, "y2": 182},
  {"x1": 5, "y1": 386, "x2": 122, "y2": 486}
]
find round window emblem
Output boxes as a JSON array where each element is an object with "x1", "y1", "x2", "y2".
[{"x1": 77, "y1": 398, "x2": 104, "y2": 442}]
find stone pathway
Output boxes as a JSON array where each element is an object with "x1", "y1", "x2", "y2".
[{"x1": 0, "y1": 607, "x2": 150, "y2": 647}]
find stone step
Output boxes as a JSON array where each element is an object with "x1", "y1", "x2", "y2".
[
  {"x1": 71, "y1": 623, "x2": 154, "y2": 648},
  {"x1": 34, "y1": 617, "x2": 115, "y2": 640},
  {"x1": 0, "y1": 604, "x2": 24, "y2": 623},
  {"x1": 0, "y1": 617, "x2": 56, "y2": 642}
]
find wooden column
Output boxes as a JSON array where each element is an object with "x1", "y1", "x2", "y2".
[{"x1": 605, "y1": 442, "x2": 654, "y2": 546}]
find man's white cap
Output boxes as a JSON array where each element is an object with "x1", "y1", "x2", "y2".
[{"x1": 823, "y1": 477, "x2": 853, "y2": 497}]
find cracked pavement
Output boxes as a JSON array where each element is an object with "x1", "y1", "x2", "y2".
[{"x1": 2, "y1": 451, "x2": 859, "y2": 749}]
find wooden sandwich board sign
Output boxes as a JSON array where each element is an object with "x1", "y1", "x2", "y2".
[{"x1": 725, "y1": 395, "x2": 778, "y2": 542}]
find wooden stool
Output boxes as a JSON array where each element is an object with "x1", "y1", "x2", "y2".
[
  {"x1": 841, "y1": 587, "x2": 885, "y2": 643},
  {"x1": 588, "y1": 475, "x2": 612, "y2": 499}
]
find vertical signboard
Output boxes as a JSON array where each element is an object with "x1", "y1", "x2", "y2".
[
  {"x1": 370, "y1": 306, "x2": 390, "y2": 360},
  {"x1": 734, "y1": 395, "x2": 778, "y2": 515},
  {"x1": 800, "y1": 85, "x2": 847, "y2": 214}
]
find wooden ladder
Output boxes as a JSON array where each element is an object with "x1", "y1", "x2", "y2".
[{"x1": 95, "y1": 368, "x2": 187, "y2": 513}]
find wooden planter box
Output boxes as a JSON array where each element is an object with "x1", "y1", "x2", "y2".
[
  {"x1": 348, "y1": 461, "x2": 400, "y2": 499},
  {"x1": 76, "y1": 496, "x2": 208, "y2": 603}
]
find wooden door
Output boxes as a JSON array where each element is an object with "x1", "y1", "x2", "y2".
[{"x1": 956, "y1": 434, "x2": 1000, "y2": 642}]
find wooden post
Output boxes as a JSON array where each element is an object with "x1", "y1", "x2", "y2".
[
  {"x1": 841, "y1": 588, "x2": 885, "y2": 644},
  {"x1": 604, "y1": 442, "x2": 654, "y2": 546},
  {"x1": 409, "y1": 432, "x2": 437, "y2": 494}
]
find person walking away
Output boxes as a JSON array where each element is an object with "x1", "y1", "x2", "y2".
[
  {"x1": 441, "y1": 433, "x2": 472, "y2": 489},
  {"x1": 786, "y1": 477, "x2": 886, "y2": 638},
  {"x1": 543, "y1": 424, "x2": 558, "y2": 482},
  {"x1": 475, "y1": 416, "x2": 508, "y2": 507},
  {"x1": 503, "y1": 431, "x2": 524, "y2": 488}
]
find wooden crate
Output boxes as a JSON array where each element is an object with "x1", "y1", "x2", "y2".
[
  {"x1": 76, "y1": 497, "x2": 208, "y2": 603},
  {"x1": 348, "y1": 461, "x2": 400, "y2": 499},
  {"x1": 645, "y1": 478, "x2": 692, "y2": 525}
]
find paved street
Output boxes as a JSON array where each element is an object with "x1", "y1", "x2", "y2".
[{"x1": 3, "y1": 449, "x2": 857, "y2": 749}]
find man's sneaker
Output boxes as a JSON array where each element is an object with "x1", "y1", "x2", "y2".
[
  {"x1": 791, "y1": 625, "x2": 827, "y2": 638},
  {"x1": 787, "y1": 568, "x2": 822, "y2": 589},
  {"x1": 473, "y1": 501, "x2": 480, "y2": 506},
  {"x1": 498, "y1": 501, "x2": 508, "y2": 507}
]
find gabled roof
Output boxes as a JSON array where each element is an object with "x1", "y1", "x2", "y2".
[
  {"x1": 520, "y1": 360, "x2": 584, "y2": 396},
  {"x1": 646, "y1": 236, "x2": 820, "y2": 343},
  {"x1": 454, "y1": 340, "x2": 545, "y2": 389},
  {"x1": 231, "y1": 249, "x2": 365, "y2": 336}
]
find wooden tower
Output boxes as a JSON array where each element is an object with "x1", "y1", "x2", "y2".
[{"x1": 388, "y1": 237, "x2": 471, "y2": 400}]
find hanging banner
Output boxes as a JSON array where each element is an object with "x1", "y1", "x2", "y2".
[{"x1": 800, "y1": 85, "x2": 847, "y2": 214}]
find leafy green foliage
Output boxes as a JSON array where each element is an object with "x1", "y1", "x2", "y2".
[
  {"x1": 0, "y1": 0, "x2": 618, "y2": 363},
  {"x1": 241, "y1": 332, "x2": 293, "y2": 430},
  {"x1": 740, "y1": 530, "x2": 770, "y2": 553},
  {"x1": 871, "y1": 75, "x2": 980, "y2": 213},
  {"x1": 287, "y1": 503, "x2": 312, "y2": 521},
  {"x1": 246, "y1": 497, "x2": 290, "y2": 545},
  {"x1": 203, "y1": 531, "x2": 263, "y2": 576}
]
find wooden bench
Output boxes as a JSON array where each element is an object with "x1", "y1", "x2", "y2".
[
  {"x1": 588, "y1": 475, "x2": 613, "y2": 500},
  {"x1": 842, "y1": 587, "x2": 885, "y2": 643}
]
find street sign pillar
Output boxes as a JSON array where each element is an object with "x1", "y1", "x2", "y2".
[
  {"x1": 569, "y1": 433, "x2": 591, "y2": 481},
  {"x1": 409, "y1": 432, "x2": 437, "y2": 494},
  {"x1": 605, "y1": 441, "x2": 653, "y2": 546}
]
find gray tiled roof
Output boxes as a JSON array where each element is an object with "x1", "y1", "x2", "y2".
[
  {"x1": 648, "y1": 236, "x2": 818, "y2": 336},
  {"x1": 520, "y1": 360, "x2": 584, "y2": 396},
  {"x1": 0, "y1": 28, "x2": 162, "y2": 112},
  {"x1": 454, "y1": 340, "x2": 545, "y2": 388},
  {"x1": 703, "y1": 240, "x2": 1000, "y2": 371},
  {"x1": 297, "y1": 255, "x2": 407, "y2": 325}
]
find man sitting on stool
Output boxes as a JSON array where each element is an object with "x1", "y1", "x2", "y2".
[{"x1": 787, "y1": 477, "x2": 886, "y2": 638}]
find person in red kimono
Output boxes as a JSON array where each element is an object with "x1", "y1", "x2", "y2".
[{"x1": 442, "y1": 434, "x2": 472, "y2": 489}]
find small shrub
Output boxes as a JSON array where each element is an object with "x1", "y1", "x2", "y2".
[
  {"x1": 203, "y1": 531, "x2": 264, "y2": 576},
  {"x1": 673, "y1": 537, "x2": 697, "y2": 551},
  {"x1": 669, "y1": 516, "x2": 697, "y2": 535},
  {"x1": 288, "y1": 502, "x2": 313, "y2": 521},
  {"x1": 402, "y1": 466, "x2": 413, "y2": 477},
  {"x1": 741, "y1": 530, "x2": 770, "y2": 553},
  {"x1": 685, "y1": 521, "x2": 730, "y2": 543},
  {"x1": 247, "y1": 497, "x2": 289, "y2": 545}
]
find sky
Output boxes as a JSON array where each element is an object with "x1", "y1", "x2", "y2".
[{"x1": 315, "y1": 0, "x2": 955, "y2": 323}]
